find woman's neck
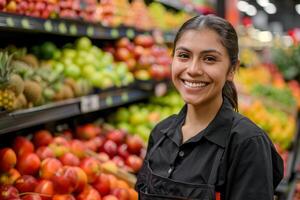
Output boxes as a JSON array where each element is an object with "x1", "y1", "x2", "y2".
[{"x1": 182, "y1": 96, "x2": 223, "y2": 143}]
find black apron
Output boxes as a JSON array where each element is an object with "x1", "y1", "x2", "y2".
[{"x1": 138, "y1": 133, "x2": 224, "y2": 200}]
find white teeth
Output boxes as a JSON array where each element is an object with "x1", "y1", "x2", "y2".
[{"x1": 183, "y1": 80, "x2": 208, "y2": 88}]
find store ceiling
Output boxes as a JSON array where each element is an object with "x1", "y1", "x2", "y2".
[{"x1": 244, "y1": 0, "x2": 300, "y2": 32}]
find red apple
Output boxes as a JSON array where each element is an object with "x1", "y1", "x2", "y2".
[
  {"x1": 115, "y1": 48, "x2": 131, "y2": 61},
  {"x1": 0, "y1": 148, "x2": 17, "y2": 172},
  {"x1": 79, "y1": 157, "x2": 101, "y2": 183},
  {"x1": 100, "y1": 140, "x2": 118, "y2": 158},
  {"x1": 34, "y1": 180, "x2": 54, "y2": 200},
  {"x1": 106, "y1": 130, "x2": 126, "y2": 145},
  {"x1": 117, "y1": 144, "x2": 130, "y2": 159},
  {"x1": 59, "y1": 152, "x2": 80, "y2": 166},
  {"x1": 116, "y1": 37, "x2": 131, "y2": 48},
  {"x1": 33, "y1": 130, "x2": 53, "y2": 148},
  {"x1": 15, "y1": 175, "x2": 38, "y2": 192},
  {"x1": 13, "y1": 136, "x2": 34, "y2": 157},
  {"x1": 0, "y1": 168, "x2": 21, "y2": 185},
  {"x1": 76, "y1": 124, "x2": 99, "y2": 140},
  {"x1": 21, "y1": 194, "x2": 42, "y2": 200},
  {"x1": 39, "y1": 158, "x2": 63, "y2": 179},
  {"x1": 51, "y1": 166, "x2": 78, "y2": 194},
  {"x1": 17, "y1": 153, "x2": 41, "y2": 175},
  {"x1": 0, "y1": 185, "x2": 19, "y2": 200},
  {"x1": 70, "y1": 140, "x2": 86, "y2": 159},
  {"x1": 92, "y1": 173, "x2": 111, "y2": 196},
  {"x1": 76, "y1": 185, "x2": 101, "y2": 200},
  {"x1": 36, "y1": 146, "x2": 55, "y2": 160},
  {"x1": 73, "y1": 167, "x2": 88, "y2": 193},
  {"x1": 133, "y1": 45, "x2": 145, "y2": 59},
  {"x1": 102, "y1": 195, "x2": 118, "y2": 200},
  {"x1": 52, "y1": 194, "x2": 75, "y2": 200},
  {"x1": 134, "y1": 35, "x2": 154, "y2": 48},
  {"x1": 125, "y1": 155, "x2": 143, "y2": 173},
  {"x1": 112, "y1": 156, "x2": 125, "y2": 168},
  {"x1": 48, "y1": 136, "x2": 70, "y2": 157},
  {"x1": 149, "y1": 64, "x2": 166, "y2": 80},
  {"x1": 111, "y1": 188, "x2": 129, "y2": 200},
  {"x1": 126, "y1": 135, "x2": 144, "y2": 155},
  {"x1": 125, "y1": 58, "x2": 136, "y2": 71}
]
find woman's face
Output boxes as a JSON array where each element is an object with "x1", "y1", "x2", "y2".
[{"x1": 172, "y1": 28, "x2": 234, "y2": 107}]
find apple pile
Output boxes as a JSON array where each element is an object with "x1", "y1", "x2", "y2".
[
  {"x1": 110, "y1": 91, "x2": 184, "y2": 141},
  {"x1": 0, "y1": 124, "x2": 144, "y2": 200},
  {"x1": 2, "y1": 0, "x2": 57, "y2": 19},
  {"x1": 39, "y1": 37, "x2": 134, "y2": 90},
  {"x1": 105, "y1": 35, "x2": 172, "y2": 81}
]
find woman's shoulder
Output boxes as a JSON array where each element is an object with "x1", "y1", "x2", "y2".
[{"x1": 230, "y1": 112, "x2": 269, "y2": 145}]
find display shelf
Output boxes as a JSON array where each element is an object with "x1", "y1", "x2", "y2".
[
  {"x1": 0, "y1": 87, "x2": 150, "y2": 135},
  {"x1": 0, "y1": 12, "x2": 151, "y2": 39}
]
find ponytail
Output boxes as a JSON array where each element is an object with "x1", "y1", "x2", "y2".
[{"x1": 222, "y1": 81, "x2": 238, "y2": 111}]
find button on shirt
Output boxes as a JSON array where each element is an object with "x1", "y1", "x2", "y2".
[{"x1": 139, "y1": 98, "x2": 284, "y2": 200}]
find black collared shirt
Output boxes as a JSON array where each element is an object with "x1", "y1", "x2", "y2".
[{"x1": 138, "y1": 98, "x2": 283, "y2": 200}]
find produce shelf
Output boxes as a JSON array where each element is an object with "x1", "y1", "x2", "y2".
[
  {"x1": 0, "y1": 12, "x2": 152, "y2": 39},
  {"x1": 0, "y1": 88, "x2": 150, "y2": 135}
]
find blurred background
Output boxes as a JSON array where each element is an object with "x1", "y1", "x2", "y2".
[{"x1": 0, "y1": 0, "x2": 299, "y2": 200}]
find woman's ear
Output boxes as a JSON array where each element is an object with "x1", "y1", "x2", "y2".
[{"x1": 226, "y1": 60, "x2": 240, "y2": 81}]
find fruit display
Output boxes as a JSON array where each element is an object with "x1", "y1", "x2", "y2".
[
  {"x1": 105, "y1": 36, "x2": 172, "y2": 80},
  {"x1": 0, "y1": 0, "x2": 195, "y2": 31},
  {"x1": 0, "y1": 121, "x2": 144, "y2": 199}
]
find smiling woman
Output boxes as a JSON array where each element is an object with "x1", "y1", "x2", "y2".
[{"x1": 135, "y1": 15, "x2": 283, "y2": 200}]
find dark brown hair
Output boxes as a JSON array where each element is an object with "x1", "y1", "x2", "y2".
[{"x1": 173, "y1": 15, "x2": 239, "y2": 111}]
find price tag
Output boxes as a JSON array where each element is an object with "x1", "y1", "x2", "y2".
[
  {"x1": 86, "y1": 26, "x2": 94, "y2": 37},
  {"x1": 21, "y1": 18, "x2": 30, "y2": 29},
  {"x1": 58, "y1": 23, "x2": 67, "y2": 34},
  {"x1": 81, "y1": 95, "x2": 100, "y2": 113},
  {"x1": 6, "y1": 17, "x2": 14, "y2": 27},
  {"x1": 69, "y1": 24, "x2": 77, "y2": 35},
  {"x1": 121, "y1": 92, "x2": 129, "y2": 102},
  {"x1": 44, "y1": 20, "x2": 53, "y2": 32},
  {"x1": 126, "y1": 29, "x2": 135, "y2": 38},
  {"x1": 111, "y1": 29, "x2": 119, "y2": 38},
  {"x1": 105, "y1": 96, "x2": 113, "y2": 106},
  {"x1": 155, "y1": 83, "x2": 167, "y2": 97}
]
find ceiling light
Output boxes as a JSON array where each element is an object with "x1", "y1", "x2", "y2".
[
  {"x1": 247, "y1": 5, "x2": 257, "y2": 16},
  {"x1": 296, "y1": 4, "x2": 300, "y2": 15},
  {"x1": 257, "y1": 0, "x2": 269, "y2": 7},
  {"x1": 264, "y1": 3, "x2": 276, "y2": 14},
  {"x1": 237, "y1": 1, "x2": 249, "y2": 12}
]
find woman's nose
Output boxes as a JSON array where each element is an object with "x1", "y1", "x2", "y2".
[{"x1": 187, "y1": 60, "x2": 204, "y2": 76}]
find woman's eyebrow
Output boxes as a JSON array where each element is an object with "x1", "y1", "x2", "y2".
[{"x1": 175, "y1": 46, "x2": 222, "y2": 56}]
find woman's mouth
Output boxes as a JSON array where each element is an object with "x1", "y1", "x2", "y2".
[{"x1": 182, "y1": 79, "x2": 210, "y2": 88}]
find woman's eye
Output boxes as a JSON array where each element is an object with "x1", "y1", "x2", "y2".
[
  {"x1": 204, "y1": 56, "x2": 216, "y2": 63},
  {"x1": 177, "y1": 53, "x2": 189, "y2": 59}
]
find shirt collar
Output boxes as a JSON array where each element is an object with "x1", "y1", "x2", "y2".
[{"x1": 160, "y1": 98, "x2": 235, "y2": 148}]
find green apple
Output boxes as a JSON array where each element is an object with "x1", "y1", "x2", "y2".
[
  {"x1": 91, "y1": 72, "x2": 105, "y2": 88},
  {"x1": 64, "y1": 64, "x2": 81, "y2": 78},
  {"x1": 75, "y1": 37, "x2": 92, "y2": 51},
  {"x1": 53, "y1": 62, "x2": 65, "y2": 73},
  {"x1": 62, "y1": 48, "x2": 77, "y2": 59},
  {"x1": 82, "y1": 64, "x2": 96, "y2": 79}
]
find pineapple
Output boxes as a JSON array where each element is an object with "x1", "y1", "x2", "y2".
[{"x1": 0, "y1": 51, "x2": 19, "y2": 111}]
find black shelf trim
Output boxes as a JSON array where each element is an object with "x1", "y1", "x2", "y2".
[{"x1": 0, "y1": 12, "x2": 152, "y2": 39}]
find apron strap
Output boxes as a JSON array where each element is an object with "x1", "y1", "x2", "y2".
[{"x1": 207, "y1": 148, "x2": 224, "y2": 185}]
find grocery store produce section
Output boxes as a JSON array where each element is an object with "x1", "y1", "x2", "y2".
[{"x1": 0, "y1": 0, "x2": 300, "y2": 200}]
